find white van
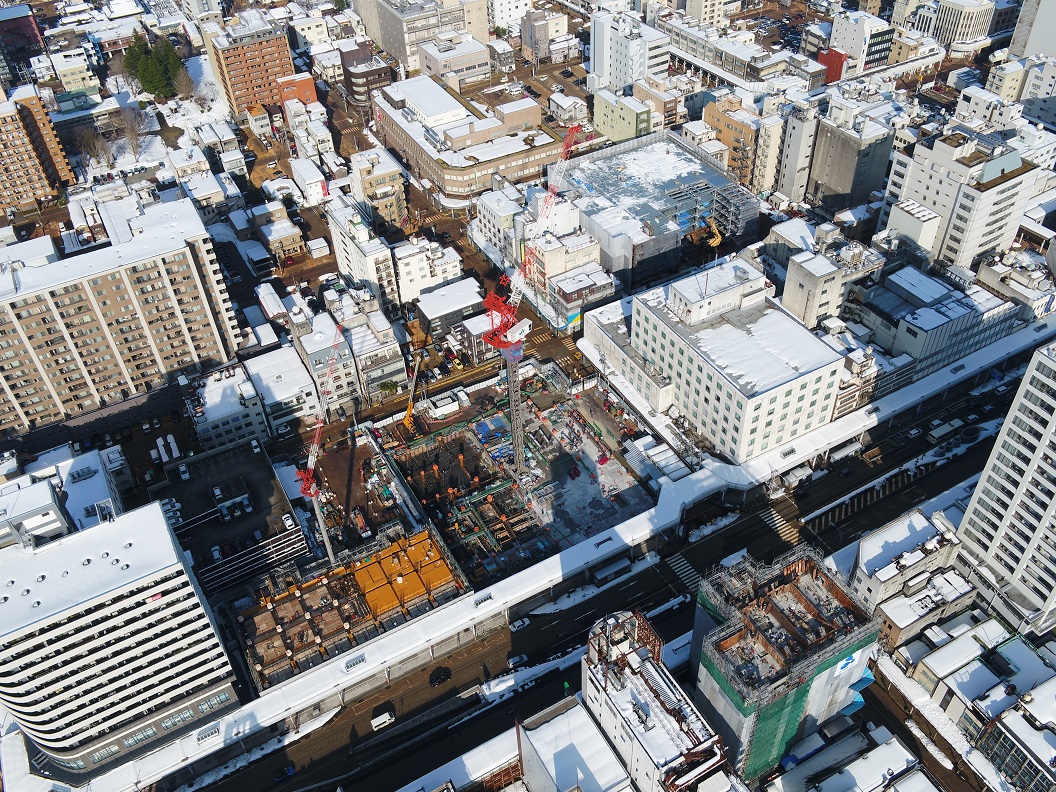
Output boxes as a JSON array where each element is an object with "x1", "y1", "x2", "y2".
[{"x1": 370, "y1": 712, "x2": 395, "y2": 731}]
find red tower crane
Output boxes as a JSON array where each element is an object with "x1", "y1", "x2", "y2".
[
  {"x1": 520, "y1": 124, "x2": 582, "y2": 289},
  {"x1": 297, "y1": 323, "x2": 344, "y2": 499}
]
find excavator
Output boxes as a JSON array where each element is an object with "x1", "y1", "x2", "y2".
[{"x1": 685, "y1": 215, "x2": 723, "y2": 248}]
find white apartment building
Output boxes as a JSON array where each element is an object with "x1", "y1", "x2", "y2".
[
  {"x1": 332, "y1": 292, "x2": 407, "y2": 404},
  {"x1": 0, "y1": 198, "x2": 237, "y2": 438},
  {"x1": 959, "y1": 343, "x2": 1056, "y2": 633},
  {"x1": 392, "y1": 236, "x2": 462, "y2": 303},
  {"x1": 0, "y1": 502, "x2": 237, "y2": 777},
  {"x1": 288, "y1": 301, "x2": 361, "y2": 410},
  {"x1": 684, "y1": 0, "x2": 722, "y2": 27},
  {"x1": 881, "y1": 130, "x2": 1040, "y2": 269},
  {"x1": 829, "y1": 11, "x2": 894, "y2": 75},
  {"x1": 327, "y1": 193, "x2": 399, "y2": 307},
  {"x1": 351, "y1": 0, "x2": 488, "y2": 71},
  {"x1": 1020, "y1": 57, "x2": 1056, "y2": 129},
  {"x1": 487, "y1": 0, "x2": 529, "y2": 32},
  {"x1": 243, "y1": 346, "x2": 320, "y2": 433},
  {"x1": 290, "y1": 15, "x2": 331, "y2": 50},
  {"x1": 587, "y1": 12, "x2": 670, "y2": 95},
  {"x1": 585, "y1": 257, "x2": 843, "y2": 463}
]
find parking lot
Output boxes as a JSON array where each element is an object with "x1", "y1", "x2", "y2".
[{"x1": 154, "y1": 444, "x2": 295, "y2": 567}]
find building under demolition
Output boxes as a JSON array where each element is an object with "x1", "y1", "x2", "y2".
[
  {"x1": 552, "y1": 131, "x2": 760, "y2": 287},
  {"x1": 690, "y1": 546, "x2": 878, "y2": 781}
]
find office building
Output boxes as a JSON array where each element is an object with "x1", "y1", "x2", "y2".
[
  {"x1": 0, "y1": 86, "x2": 73, "y2": 211},
  {"x1": 419, "y1": 32, "x2": 490, "y2": 92},
  {"x1": 416, "y1": 276, "x2": 483, "y2": 336},
  {"x1": 0, "y1": 501, "x2": 237, "y2": 778},
  {"x1": 326, "y1": 193, "x2": 400, "y2": 307},
  {"x1": 372, "y1": 77, "x2": 563, "y2": 198},
  {"x1": 1010, "y1": 0, "x2": 1056, "y2": 58},
  {"x1": 584, "y1": 257, "x2": 843, "y2": 463},
  {"x1": 828, "y1": 10, "x2": 894, "y2": 76},
  {"x1": 880, "y1": 130, "x2": 1040, "y2": 269},
  {"x1": 243, "y1": 345, "x2": 320, "y2": 433},
  {"x1": 587, "y1": 12, "x2": 670, "y2": 95},
  {"x1": 0, "y1": 199, "x2": 237, "y2": 438},
  {"x1": 351, "y1": 0, "x2": 487, "y2": 72},
  {"x1": 207, "y1": 10, "x2": 295, "y2": 121},
  {"x1": 691, "y1": 546, "x2": 877, "y2": 780},
  {"x1": 487, "y1": 0, "x2": 529, "y2": 32},
  {"x1": 520, "y1": 7, "x2": 569, "y2": 64},
  {"x1": 932, "y1": 0, "x2": 994, "y2": 47},
  {"x1": 980, "y1": 675, "x2": 1056, "y2": 791},
  {"x1": 958, "y1": 343, "x2": 1056, "y2": 633}
]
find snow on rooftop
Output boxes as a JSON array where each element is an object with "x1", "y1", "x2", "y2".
[
  {"x1": 198, "y1": 366, "x2": 256, "y2": 422},
  {"x1": 244, "y1": 346, "x2": 315, "y2": 405},
  {"x1": 0, "y1": 503, "x2": 181, "y2": 636},
  {"x1": 923, "y1": 620, "x2": 1010, "y2": 678},
  {"x1": 857, "y1": 509, "x2": 947, "y2": 581},
  {"x1": 522, "y1": 700, "x2": 629, "y2": 792},
  {"x1": 888, "y1": 267, "x2": 950, "y2": 305},
  {"x1": 416, "y1": 277, "x2": 482, "y2": 318}
]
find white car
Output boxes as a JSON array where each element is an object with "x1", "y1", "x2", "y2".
[
  {"x1": 251, "y1": 439, "x2": 261, "y2": 453},
  {"x1": 507, "y1": 654, "x2": 528, "y2": 669},
  {"x1": 907, "y1": 428, "x2": 922, "y2": 439},
  {"x1": 178, "y1": 463, "x2": 190, "y2": 481},
  {"x1": 282, "y1": 513, "x2": 296, "y2": 530},
  {"x1": 510, "y1": 618, "x2": 530, "y2": 632}
]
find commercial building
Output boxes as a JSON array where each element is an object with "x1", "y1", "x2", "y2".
[
  {"x1": 371, "y1": 76, "x2": 563, "y2": 198},
  {"x1": 828, "y1": 11, "x2": 894, "y2": 76},
  {"x1": 958, "y1": 343, "x2": 1056, "y2": 634},
  {"x1": 351, "y1": 0, "x2": 487, "y2": 72},
  {"x1": 346, "y1": 146, "x2": 406, "y2": 230},
  {"x1": 419, "y1": 32, "x2": 490, "y2": 92},
  {"x1": 980, "y1": 675, "x2": 1056, "y2": 791},
  {"x1": 632, "y1": 72, "x2": 705, "y2": 128},
  {"x1": 594, "y1": 89, "x2": 652, "y2": 142},
  {"x1": 845, "y1": 265, "x2": 1018, "y2": 379},
  {"x1": 338, "y1": 38, "x2": 391, "y2": 112},
  {"x1": 587, "y1": 12, "x2": 670, "y2": 95},
  {"x1": 585, "y1": 257, "x2": 843, "y2": 463},
  {"x1": 691, "y1": 546, "x2": 877, "y2": 780},
  {"x1": 932, "y1": 0, "x2": 994, "y2": 48},
  {"x1": 0, "y1": 85, "x2": 73, "y2": 211},
  {"x1": 555, "y1": 132, "x2": 759, "y2": 288},
  {"x1": 1010, "y1": 0, "x2": 1056, "y2": 58},
  {"x1": 326, "y1": 192, "x2": 400, "y2": 307},
  {"x1": 880, "y1": 130, "x2": 1040, "y2": 269},
  {"x1": 0, "y1": 199, "x2": 237, "y2": 438},
  {"x1": 0, "y1": 501, "x2": 237, "y2": 778},
  {"x1": 207, "y1": 10, "x2": 296, "y2": 121},
  {"x1": 392, "y1": 236, "x2": 462, "y2": 303}
]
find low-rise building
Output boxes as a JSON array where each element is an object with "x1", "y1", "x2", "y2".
[
  {"x1": 702, "y1": 95, "x2": 783, "y2": 196},
  {"x1": 549, "y1": 92, "x2": 589, "y2": 125},
  {"x1": 258, "y1": 217, "x2": 305, "y2": 259},
  {"x1": 593, "y1": 89, "x2": 652, "y2": 142},
  {"x1": 416, "y1": 276, "x2": 484, "y2": 336},
  {"x1": 346, "y1": 146, "x2": 405, "y2": 230},
  {"x1": 338, "y1": 38, "x2": 391, "y2": 112},
  {"x1": 243, "y1": 346, "x2": 320, "y2": 433},
  {"x1": 185, "y1": 364, "x2": 269, "y2": 450},
  {"x1": 419, "y1": 32, "x2": 490, "y2": 92}
]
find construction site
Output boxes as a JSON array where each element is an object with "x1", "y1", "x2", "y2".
[
  {"x1": 551, "y1": 131, "x2": 761, "y2": 287},
  {"x1": 693, "y1": 546, "x2": 879, "y2": 780},
  {"x1": 233, "y1": 529, "x2": 465, "y2": 690}
]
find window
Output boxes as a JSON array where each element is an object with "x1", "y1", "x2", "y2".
[{"x1": 198, "y1": 692, "x2": 231, "y2": 713}]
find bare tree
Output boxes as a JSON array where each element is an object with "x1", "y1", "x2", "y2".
[
  {"x1": 173, "y1": 66, "x2": 195, "y2": 100},
  {"x1": 119, "y1": 107, "x2": 149, "y2": 160},
  {"x1": 193, "y1": 81, "x2": 216, "y2": 110},
  {"x1": 108, "y1": 54, "x2": 139, "y2": 95},
  {"x1": 73, "y1": 126, "x2": 115, "y2": 169}
]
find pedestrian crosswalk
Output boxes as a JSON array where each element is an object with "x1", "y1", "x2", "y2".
[
  {"x1": 417, "y1": 212, "x2": 446, "y2": 227},
  {"x1": 555, "y1": 336, "x2": 579, "y2": 371},
  {"x1": 667, "y1": 552, "x2": 701, "y2": 592},
  {"x1": 762, "y1": 507, "x2": 799, "y2": 544}
]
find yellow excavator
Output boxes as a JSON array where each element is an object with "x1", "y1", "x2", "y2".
[{"x1": 686, "y1": 216, "x2": 722, "y2": 247}]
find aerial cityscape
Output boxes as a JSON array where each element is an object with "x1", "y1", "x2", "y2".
[{"x1": 0, "y1": 0, "x2": 1054, "y2": 789}]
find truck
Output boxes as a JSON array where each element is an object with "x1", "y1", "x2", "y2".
[{"x1": 927, "y1": 418, "x2": 964, "y2": 444}]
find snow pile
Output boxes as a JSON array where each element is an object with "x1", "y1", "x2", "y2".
[
  {"x1": 876, "y1": 653, "x2": 1013, "y2": 791},
  {"x1": 529, "y1": 553, "x2": 658, "y2": 614},
  {"x1": 689, "y1": 512, "x2": 738, "y2": 543},
  {"x1": 155, "y1": 54, "x2": 232, "y2": 149},
  {"x1": 904, "y1": 719, "x2": 954, "y2": 769}
]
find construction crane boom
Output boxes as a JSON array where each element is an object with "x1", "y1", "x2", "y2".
[
  {"x1": 297, "y1": 324, "x2": 344, "y2": 499},
  {"x1": 403, "y1": 353, "x2": 423, "y2": 432}
]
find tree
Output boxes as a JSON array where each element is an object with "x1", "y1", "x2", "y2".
[
  {"x1": 173, "y1": 66, "x2": 195, "y2": 100},
  {"x1": 493, "y1": 26, "x2": 508, "y2": 38},
  {"x1": 378, "y1": 381, "x2": 399, "y2": 396},
  {"x1": 73, "y1": 127, "x2": 114, "y2": 168},
  {"x1": 120, "y1": 107, "x2": 149, "y2": 160}
]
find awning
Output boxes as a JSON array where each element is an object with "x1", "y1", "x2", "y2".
[{"x1": 830, "y1": 441, "x2": 863, "y2": 461}]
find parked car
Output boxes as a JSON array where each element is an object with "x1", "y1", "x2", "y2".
[
  {"x1": 508, "y1": 654, "x2": 528, "y2": 668},
  {"x1": 273, "y1": 763, "x2": 296, "y2": 782},
  {"x1": 178, "y1": 463, "x2": 190, "y2": 481},
  {"x1": 966, "y1": 413, "x2": 979, "y2": 423},
  {"x1": 510, "y1": 618, "x2": 529, "y2": 632},
  {"x1": 283, "y1": 513, "x2": 296, "y2": 530},
  {"x1": 929, "y1": 419, "x2": 944, "y2": 429},
  {"x1": 907, "y1": 427, "x2": 923, "y2": 438},
  {"x1": 429, "y1": 666, "x2": 452, "y2": 687},
  {"x1": 250, "y1": 439, "x2": 261, "y2": 453},
  {"x1": 211, "y1": 546, "x2": 222, "y2": 561}
]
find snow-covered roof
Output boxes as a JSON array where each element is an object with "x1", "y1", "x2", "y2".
[
  {"x1": 416, "y1": 277, "x2": 483, "y2": 318},
  {"x1": 922, "y1": 620, "x2": 1010, "y2": 678},
  {"x1": 197, "y1": 365, "x2": 257, "y2": 422},
  {"x1": 857, "y1": 509, "x2": 953, "y2": 583},
  {"x1": 0, "y1": 502, "x2": 181, "y2": 637},
  {"x1": 520, "y1": 700, "x2": 629, "y2": 792},
  {"x1": 244, "y1": 346, "x2": 316, "y2": 405}
]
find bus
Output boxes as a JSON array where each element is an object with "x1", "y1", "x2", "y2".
[{"x1": 927, "y1": 419, "x2": 964, "y2": 444}]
